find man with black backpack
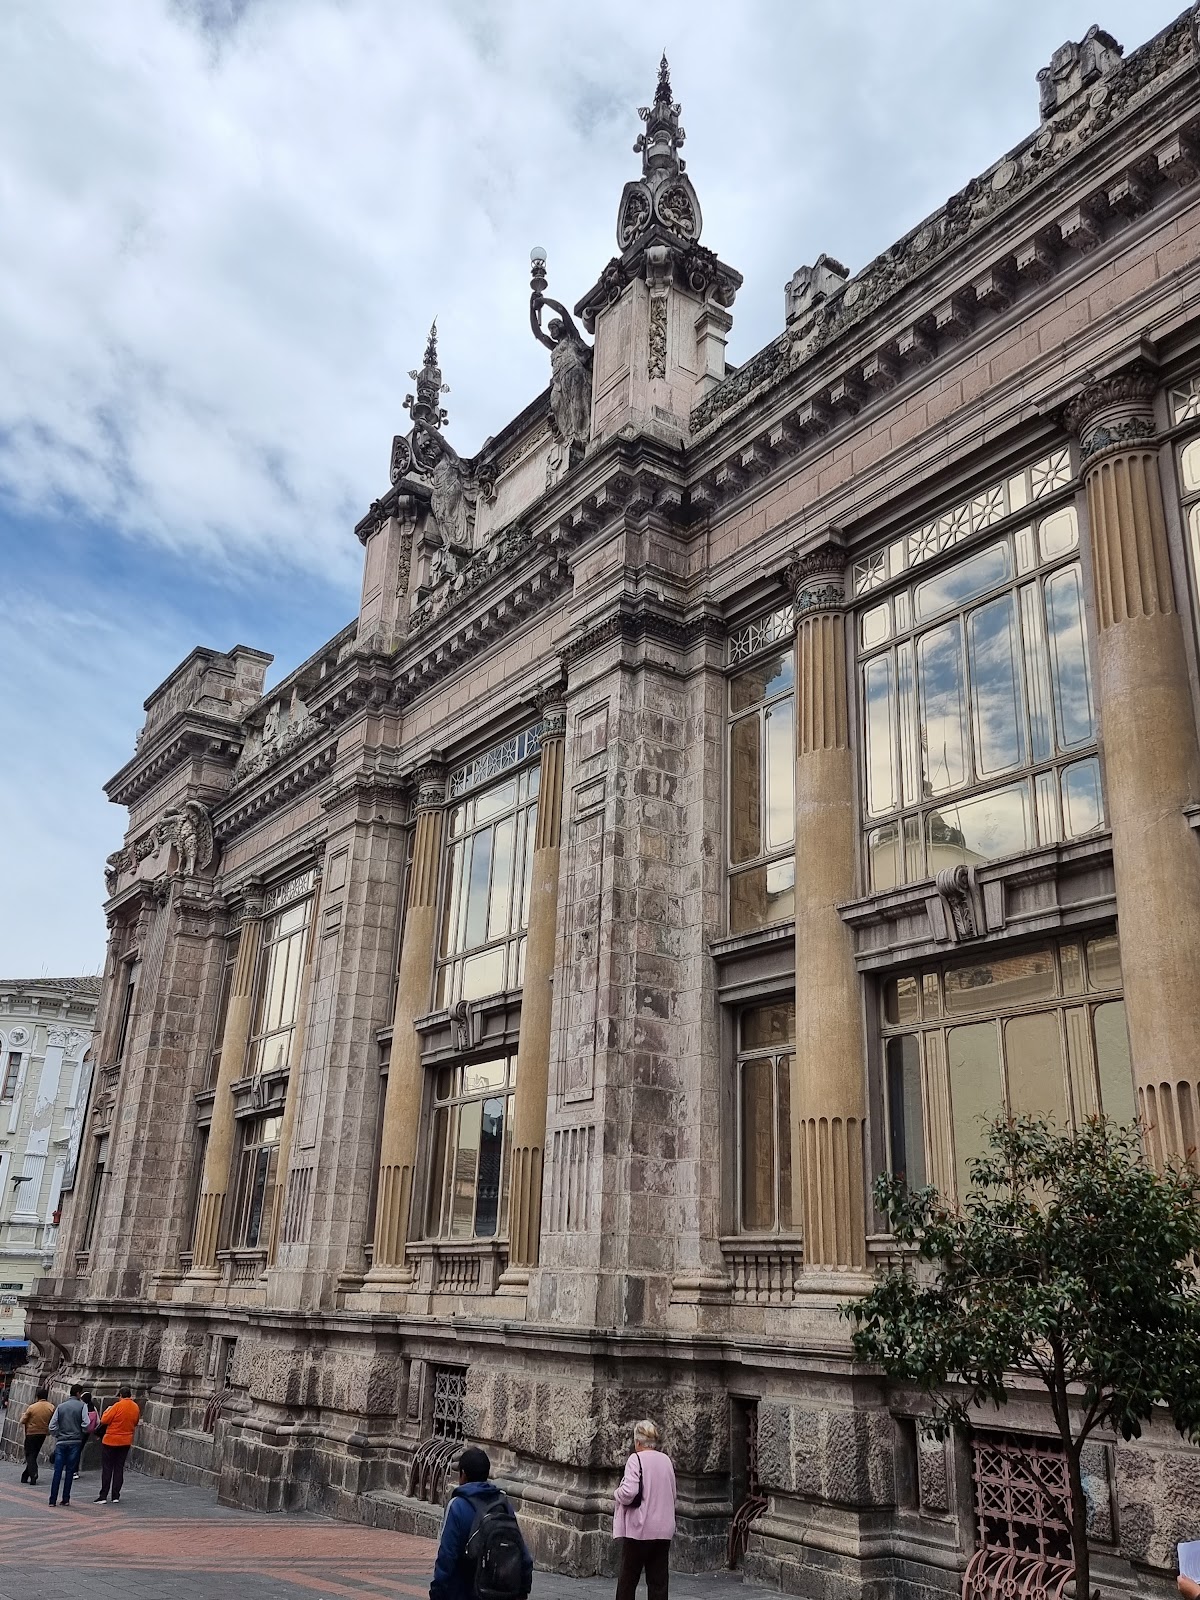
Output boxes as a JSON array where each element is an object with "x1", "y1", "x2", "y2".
[{"x1": 430, "y1": 1445, "x2": 533, "y2": 1600}]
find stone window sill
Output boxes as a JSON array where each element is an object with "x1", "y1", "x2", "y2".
[{"x1": 405, "y1": 1238, "x2": 508, "y2": 1295}]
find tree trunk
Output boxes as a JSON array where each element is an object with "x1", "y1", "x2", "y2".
[{"x1": 1066, "y1": 1443, "x2": 1092, "y2": 1600}]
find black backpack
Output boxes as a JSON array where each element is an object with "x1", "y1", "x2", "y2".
[{"x1": 463, "y1": 1494, "x2": 527, "y2": 1600}]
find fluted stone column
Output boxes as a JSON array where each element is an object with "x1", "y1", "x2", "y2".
[
  {"x1": 499, "y1": 692, "x2": 567, "y2": 1288},
  {"x1": 266, "y1": 867, "x2": 323, "y2": 1264},
  {"x1": 188, "y1": 880, "x2": 265, "y2": 1276},
  {"x1": 1067, "y1": 371, "x2": 1200, "y2": 1170},
  {"x1": 790, "y1": 543, "x2": 868, "y2": 1275},
  {"x1": 367, "y1": 763, "x2": 446, "y2": 1284}
]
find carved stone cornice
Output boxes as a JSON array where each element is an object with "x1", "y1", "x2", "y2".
[
  {"x1": 787, "y1": 537, "x2": 848, "y2": 617},
  {"x1": 212, "y1": 743, "x2": 338, "y2": 845},
  {"x1": 105, "y1": 717, "x2": 242, "y2": 809},
  {"x1": 683, "y1": 15, "x2": 1199, "y2": 492},
  {"x1": 561, "y1": 599, "x2": 725, "y2": 669},
  {"x1": 1064, "y1": 366, "x2": 1159, "y2": 463}
]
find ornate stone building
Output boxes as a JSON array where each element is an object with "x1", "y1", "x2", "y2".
[
  {"x1": 0, "y1": 977, "x2": 98, "y2": 1392},
  {"x1": 11, "y1": 14, "x2": 1200, "y2": 1594}
]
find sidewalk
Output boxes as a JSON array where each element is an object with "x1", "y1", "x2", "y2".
[{"x1": 0, "y1": 1466, "x2": 772, "y2": 1600}]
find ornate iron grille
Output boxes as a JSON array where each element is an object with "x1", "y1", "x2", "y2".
[
  {"x1": 963, "y1": 1436, "x2": 1073, "y2": 1600},
  {"x1": 432, "y1": 1366, "x2": 467, "y2": 1441},
  {"x1": 727, "y1": 1402, "x2": 767, "y2": 1568}
]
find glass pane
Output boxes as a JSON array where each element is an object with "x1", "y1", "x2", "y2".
[
  {"x1": 863, "y1": 655, "x2": 898, "y2": 817},
  {"x1": 1181, "y1": 438, "x2": 1200, "y2": 493},
  {"x1": 740, "y1": 1055, "x2": 776, "y2": 1232},
  {"x1": 945, "y1": 946, "x2": 1056, "y2": 1015},
  {"x1": 742, "y1": 1003, "x2": 796, "y2": 1049},
  {"x1": 435, "y1": 1066, "x2": 454, "y2": 1100},
  {"x1": 1038, "y1": 505, "x2": 1079, "y2": 560},
  {"x1": 499, "y1": 1094, "x2": 514, "y2": 1233},
  {"x1": 887, "y1": 1034, "x2": 926, "y2": 1188},
  {"x1": 474, "y1": 778, "x2": 517, "y2": 824},
  {"x1": 731, "y1": 651, "x2": 794, "y2": 713},
  {"x1": 463, "y1": 1059, "x2": 508, "y2": 1095},
  {"x1": 465, "y1": 829, "x2": 494, "y2": 949},
  {"x1": 1094, "y1": 1001, "x2": 1136, "y2": 1125},
  {"x1": 729, "y1": 714, "x2": 762, "y2": 865},
  {"x1": 448, "y1": 804, "x2": 466, "y2": 840},
  {"x1": 861, "y1": 603, "x2": 891, "y2": 650},
  {"x1": 1060, "y1": 942, "x2": 1084, "y2": 996},
  {"x1": 1086, "y1": 933, "x2": 1122, "y2": 991},
  {"x1": 948, "y1": 1022, "x2": 1004, "y2": 1198},
  {"x1": 776, "y1": 1055, "x2": 794, "y2": 1231},
  {"x1": 903, "y1": 815, "x2": 924, "y2": 882},
  {"x1": 424, "y1": 1106, "x2": 450, "y2": 1235},
  {"x1": 914, "y1": 542, "x2": 1011, "y2": 623},
  {"x1": 278, "y1": 931, "x2": 303, "y2": 1031},
  {"x1": 440, "y1": 841, "x2": 465, "y2": 958},
  {"x1": 487, "y1": 817, "x2": 516, "y2": 941},
  {"x1": 894, "y1": 587, "x2": 911, "y2": 631},
  {"x1": 1035, "y1": 770, "x2": 1060, "y2": 846},
  {"x1": 917, "y1": 622, "x2": 969, "y2": 795},
  {"x1": 1005, "y1": 1011, "x2": 1068, "y2": 1126},
  {"x1": 449, "y1": 1100, "x2": 482, "y2": 1239},
  {"x1": 729, "y1": 857, "x2": 795, "y2": 933},
  {"x1": 897, "y1": 642, "x2": 921, "y2": 806},
  {"x1": 968, "y1": 594, "x2": 1027, "y2": 777},
  {"x1": 1061, "y1": 757, "x2": 1104, "y2": 839},
  {"x1": 276, "y1": 902, "x2": 308, "y2": 936},
  {"x1": 460, "y1": 946, "x2": 506, "y2": 1001},
  {"x1": 519, "y1": 806, "x2": 538, "y2": 931},
  {"x1": 765, "y1": 699, "x2": 795, "y2": 851},
  {"x1": 922, "y1": 972, "x2": 941, "y2": 1019},
  {"x1": 474, "y1": 1096, "x2": 506, "y2": 1237},
  {"x1": 1020, "y1": 582, "x2": 1054, "y2": 763},
  {"x1": 883, "y1": 975, "x2": 920, "y2": 1027},
  {"x1": 867, "y1": 824, "x2": 900, "y2": 892},
  {"x1": 1044, "y1": 565, "x2": 1096, "y2": 750},
  {"x1": 1015, "y1": 524, "x2": 1036, "y2": 575},
  {"x1": 927, "y1": 782, "x2": 1031, "y2": 872}
]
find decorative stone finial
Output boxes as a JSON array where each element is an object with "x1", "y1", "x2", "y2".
[
  {"x1": 615, "y1": 55, "x2": 702, "y2": 251},
  {"x1": 1037, "y1": 25, "x2": 1123, "y2": 122},
  {"x1": 404, "y1": 320, "x2": 451, "y2": 434}
]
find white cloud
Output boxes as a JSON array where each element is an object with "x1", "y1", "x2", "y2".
[{"x1": 0, "y1": 0, "x2": 1181, "y2": 580}]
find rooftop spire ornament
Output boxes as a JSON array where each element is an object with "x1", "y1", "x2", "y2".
[
  {"x1": 529, "y1": 248, "x2": 593, "y2": 458},
  {"x1": 616, "y1": 53, "x2": 701, "y2": 251},
  {"x1": 404, "y1": 319, "x2": 451, "y2": 432}
]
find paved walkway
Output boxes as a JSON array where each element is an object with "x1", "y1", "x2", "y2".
[{"x1": 0, "y1": 1466, "x2": 769, "y2": 1600}]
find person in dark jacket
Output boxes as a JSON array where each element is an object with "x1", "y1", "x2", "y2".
[{"x1": 430, "y1": 1446, "x2": 532, "y2": 1600}]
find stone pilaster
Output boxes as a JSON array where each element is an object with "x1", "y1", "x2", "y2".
[
  {"x1": 187, "y1": 880, "x2": 265, "y2": 1276},
  {"x1": 789, "y1": 541, "x2": 867, "y2": 1275},
  {"x1": 367, "y1": 762, "x2": 445, "y2": 1283},
  {"x1": 266, "y1": 867, "x2": 323, "y2": 1264},
  {"x1": 1067, "y1": 370, "x2": 1200, "y2": 1170},
  {"x1": 500, "y1": 691, "x2": 567, "y2": 1287}
]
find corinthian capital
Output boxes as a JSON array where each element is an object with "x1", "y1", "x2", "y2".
[
  {"x1": 1064, "y1": 366, "x2": 1158, "y2": 465},
  {"x1": 414, "y1": 760, "x2": 448, "y2": 813},
  {"x1": 786, "y1": 534, "x2": 847, "y2": 618}
]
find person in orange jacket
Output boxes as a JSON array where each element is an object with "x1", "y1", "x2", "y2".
[{"x1": 94, "y1": 1386, "x2": 141, "y2": 1504}]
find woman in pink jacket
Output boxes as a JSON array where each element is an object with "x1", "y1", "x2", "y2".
[{"x1": 613, "y1": 1419, "x2": 677, "y2": 1600}]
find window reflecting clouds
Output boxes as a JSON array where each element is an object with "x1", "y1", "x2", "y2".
[
  {"x1": 858, "y1": 497, "x2": 1102, "y2": 891},
  {"x1": 728, "y1": 648, "x2": 795, "y2": 931}
]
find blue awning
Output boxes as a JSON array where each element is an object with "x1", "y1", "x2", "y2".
[{"x1": 0, "y1": 1339, "x2": 28, "y2": 1348}]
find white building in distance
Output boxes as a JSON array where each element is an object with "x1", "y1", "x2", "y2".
[{"x1": 0, "y1": 977, "x2": 99, "y2": 1379}]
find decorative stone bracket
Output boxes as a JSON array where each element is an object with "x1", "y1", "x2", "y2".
[{"x1": 927, "y1": 864, "x2": 983, "y2": 943}]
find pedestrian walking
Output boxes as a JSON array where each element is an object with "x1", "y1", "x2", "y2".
[
  {"x1": 47, "y1": 1384, "x2": 88, "y2": 1506},
  {"x1": 95, "y1": 1385, "x2": 141, "y2": 1504},
  {"x1": 18, "y1": 1387, "x2": 54, "y2": 1485},
  {"x1": 613, "y1": 1420, "x2": 677, "y2": 1600},
  {"x1": 430, "y1": 1445, "x2": 532, "y2": 1600}
]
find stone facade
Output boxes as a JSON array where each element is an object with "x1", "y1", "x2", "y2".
[{"x1": 8, "y1": 18, "x2": 1200, "y2": 1597}]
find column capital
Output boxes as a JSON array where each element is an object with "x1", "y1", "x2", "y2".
[
  {"x1": 239, "y1": 875, "x2": 266, "y2": 920},
  {"x1": 786, "y1": 534, "x2": 848, "y2": 617},
  {"x1": 1064, "y1": 365, "x2": 1158, "y2": 466},
  {"x1": 413, "y1": 759, "x2": 448, "y2": 813},
  {"x1": 535, "y1": 679, "x2": 568, "y2": 739}
]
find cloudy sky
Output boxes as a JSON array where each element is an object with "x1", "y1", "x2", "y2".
[{"x1": 0, "y1": 0, "x2": 1181, "y2": 976}]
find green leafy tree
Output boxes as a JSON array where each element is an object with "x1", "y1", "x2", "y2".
[{"x1": 845, "y1": 1117, "x2": 1200, "y2": 1600}]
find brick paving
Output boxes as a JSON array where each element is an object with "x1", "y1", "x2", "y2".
[{"x1": 0, "y1": 1466, "x2": 768, "y2": 1600}]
